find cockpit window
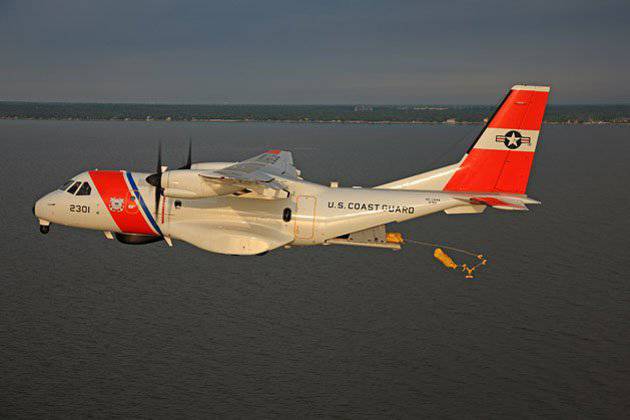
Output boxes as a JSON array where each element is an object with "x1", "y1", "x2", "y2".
[
  {"x1": 76, "y1": 182, "x2": 92, "y2": 196},
  {"x1": 66, "y1": 181, "x2": 81, "y2": 195},
  {"x1": 59, "y1": 180, "x2": 74, "y2": 191}
]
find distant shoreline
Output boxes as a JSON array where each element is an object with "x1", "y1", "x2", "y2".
[
  {"x1": 0, "y1": 116, "x2": 628, "y2": 125},
  {"x1": 1, "y1": 102, "x2": 628, "y2": 125}
]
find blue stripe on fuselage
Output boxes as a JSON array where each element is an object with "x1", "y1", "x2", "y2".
[{"x1": 125, "y1": 171, "x2": 162, "y2": 236}]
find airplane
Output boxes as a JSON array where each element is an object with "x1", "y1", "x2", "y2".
[{"x1": 33, "y1": 84, "x2": 550, "y2": 256}]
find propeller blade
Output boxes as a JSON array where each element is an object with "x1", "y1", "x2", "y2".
[
  {"x1": 157, "y1": 141, "x2": 162, "y2": 174},
  {"x1": 155, "y1": 142, "x2": 164, "y2": 221},
  {"x1": 144, "y1": 142, "x2": 165, "y2": 225},
  {"x1": 146, "y1": 142, "x2": 163, "y2": 187},
  {"x1": 155, "y1": 183, "x2": 161, "y2": 222},
  {"x1": 144, "y1": 143, "x2": 166, "y2": 239},
  {"x1": 179, "y1": 138, "x2": 192, "y2": 169}
]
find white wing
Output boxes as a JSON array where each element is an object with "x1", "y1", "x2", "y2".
[
  {"x1": 219, "y1": 150, "x2": 298, "y2": 179},
  {"x1": 198, "y1": 150, "x2": 299, "y2": 199}
]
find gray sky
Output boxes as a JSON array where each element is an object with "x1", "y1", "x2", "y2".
[{"x1": 1, "y1": 0, "x2": 628, "y2": 104}]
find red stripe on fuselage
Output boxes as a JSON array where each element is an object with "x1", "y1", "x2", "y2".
[
  {"x1": 89, "y1": 170, "x2": 156, "y2": 235},
  {"x1": 488, "y1": 90, "x2": 548, "y2": 131},
  {"x1": 444, "y1": 149, "x2": 535, "y2": 194}
]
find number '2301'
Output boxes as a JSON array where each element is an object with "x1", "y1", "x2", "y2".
[{"x1": 70, "y1": 204, "x2": 90, "y2": 213}]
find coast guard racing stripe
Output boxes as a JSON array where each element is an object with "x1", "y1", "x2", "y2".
[{"x1": 89, "y1": 170, "x2": 161, "y2": 236}]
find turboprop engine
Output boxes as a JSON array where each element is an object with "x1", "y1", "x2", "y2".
[
  {"x1": 144, "y1": 142, "x2": 288, "y2": 204},
  {"x1": 145, "y1": 142, "x2": 241, "y2": 201},
  {"x1": 158, "y1": 169, "x2": 242, "y2": 198}
]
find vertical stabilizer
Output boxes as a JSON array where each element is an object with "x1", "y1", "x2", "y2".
[
  {"x1": 377, "y1": 85, "x2": 550, "y2": 194},
  {"x1": 443, "y1": 85, "x2": 550, "y2": 194}
]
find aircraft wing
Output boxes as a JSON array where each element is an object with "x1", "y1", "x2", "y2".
[
  {"x1": 197, "y1": 150, "x2": 299, "y2": 199},
  {"x1": 168, "y1": 219, "x2": 293, "y2": 255}
]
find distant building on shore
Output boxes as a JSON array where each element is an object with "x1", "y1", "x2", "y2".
[{"x1": 354, "y1": 105, "x2": 373, "y2": 112}]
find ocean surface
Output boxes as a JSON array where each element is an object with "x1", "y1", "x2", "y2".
[{"x1": 1, "y1": 120, "x2": 628, "y2": 418}]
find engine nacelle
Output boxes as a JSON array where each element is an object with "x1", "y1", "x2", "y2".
[
  {"x1": 161, "y1": 170, "x2": 241, "y2": 199},
  {"x1": 115, "y1": 233, "x2": 162, "y2": 245}
]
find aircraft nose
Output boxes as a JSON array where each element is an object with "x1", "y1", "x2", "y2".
[
  {"x1": 34, "y1": 192, "x2": 56, "y2": 233},
  {"x1": 34, "y1": 197, "x2": 46, "y2": 219}
]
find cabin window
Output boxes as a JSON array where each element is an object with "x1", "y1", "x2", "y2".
[
  {"x1": 58, "y1": 180, "x2": 74, "y2": 191},
  {"x1": 282, "y1": 208, "x2": 292, "y2": 222},
  {"x1": 76, "y1": 182, "x2": 92, "y2": 196},
  {"x1": 174, "y1": 200, "x2": 182, "y2": 209},
  {"x1": 66, "y1": 181, "x2": 81, "y2": 194}
]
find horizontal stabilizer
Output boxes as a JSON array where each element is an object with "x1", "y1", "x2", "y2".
[
  {"x1": 451, "y1": 194, "x2": 541, "y2": 211},
  {"x1": 444, "y1": 204, "x2": 487, "y2": 214}
]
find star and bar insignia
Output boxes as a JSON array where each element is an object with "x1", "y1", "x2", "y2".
[{"x1": 496, "y1": 130, "x2": 531, "y2": 149}]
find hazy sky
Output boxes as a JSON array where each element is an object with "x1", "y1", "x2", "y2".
[{"x1": 1, "y1": 0, "x2": 628, "y2": 104}]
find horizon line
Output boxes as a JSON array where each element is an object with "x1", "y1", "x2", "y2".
[{"x1": 1, "y1": 100, "x2": 628, "y2": 107}]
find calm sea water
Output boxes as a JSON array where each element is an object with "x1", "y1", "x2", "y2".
[{"x1": 1, "y1": 120, "x2": 629, "y2": 418}]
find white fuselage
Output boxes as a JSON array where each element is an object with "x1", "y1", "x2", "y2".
[
  {"x1": 33, "y1": 84, "x2": 549, "y2": 255},
  {"x1": 34, "y1": 164, "x2": 461, "y2": 254}
]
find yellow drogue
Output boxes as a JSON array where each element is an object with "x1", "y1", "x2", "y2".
[{"x1": 434, "y1": 248, "x2": 458, "y2": 269}]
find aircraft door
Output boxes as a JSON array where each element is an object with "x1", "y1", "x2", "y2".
[{"x1": 295, "y1": 195, "x2": 316, "y2": 239}]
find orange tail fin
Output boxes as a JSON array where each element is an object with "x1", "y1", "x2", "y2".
[{"x1": 443, "y1": 85, "x2": 550, "y2": 194}]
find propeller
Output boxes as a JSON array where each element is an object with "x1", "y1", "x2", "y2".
[
  {"x1": 146, "y1": 140, "x2": 194, "y2": 220},
  {"x1": 146, "y1": 142, "x2": 165, "y2": 221}
]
